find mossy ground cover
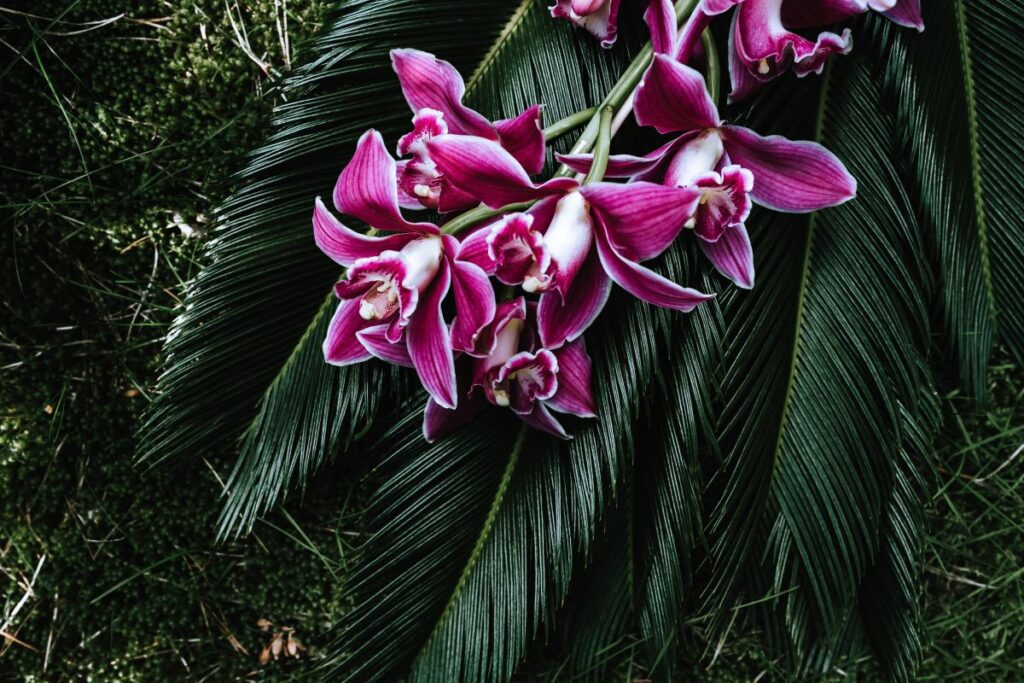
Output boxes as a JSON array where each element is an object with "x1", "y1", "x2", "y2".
[{"x1": 1, "y1": 2, "x2": 1021, "y2": 680}]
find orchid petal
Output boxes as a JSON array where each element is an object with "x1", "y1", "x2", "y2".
[
  {"x1": 313, "y1": 197, "x2": 414, "y2": 267},
  {"x1": 454, "y1": 226, "x2": 497, "y2": 274},
  {"x1": 446, "y1": 235, "x2": 497, "y2": 355},
  {"x1": 427, "y1": 135, "x2": 578, "y2": 208},
  {"x1": 520, "y1": 402, "x2": 570, "y2": 439},
  {"x1": 323, "y1": 298, "x2": 374, "y2": 366},
  {"x1": 884, "y1": 0, "x2": 923, "y2": 31},
  {"x1": 423, "y1": 392, "x2": 487, "y2": 443},
  {"x1": 357, "y1": 324, "x2": 414, "y2": 367},
  {"x1": 646, "y1": 0, "x2": 677, "y2": 55},
  {"x1": 635, "y1": 55, "x2": 722, "y2": 134},
  {"x1": 781, "y1": 0, "x2": 870, "y2": 27},
  {"x1": 582, "y1": 181, "x2": 701, "y2": 262},
  {"x1": 699, "y1": 224, "x2": 755, "y2": 289},
  {"x1": 406, "y1": 259, "x2": 457, "y2": 409},
  {"x1": 548, "y1": 339, "x2": 597, "y2": 418},
  {"x1": 390, "y1": 49, "x2": 495, "y2": 139},
  {"x1": 595, "y1": 230, "x2": 714, "y2": 312},
  {"x1": 722, "y1": 125, "x2": 857, "y2": 212},
  {"x1": 333, "y1": 130, "x2": 438, "y2": 234},
  {"x1": 550, "y1": 0, "x2": 622, "y2": 48},
  {"x1": 538, "y1": 249, "x2": 612, "y2": 349},
  {"x1": 556, "y1": 136, "x2": 684, "y2": 180},
  {"x1": 494, "y1": 104, "x2": 546, "y2": 175}
]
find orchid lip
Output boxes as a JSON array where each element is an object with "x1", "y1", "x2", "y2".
[{"x1": 665, "y1": 129, "x2": 725, "y2": 187}]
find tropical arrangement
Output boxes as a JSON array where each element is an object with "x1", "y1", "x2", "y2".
[{"x1": 139, "y1": 0, "x2": 1023, "y2": 680}]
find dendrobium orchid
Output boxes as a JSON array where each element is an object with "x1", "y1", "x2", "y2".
[
  {"x1": 781, "y1": 0, "x2": 924, "y2": 33},
  {"x1": 390, "y1": 49, "x2": 546, "y2": 212},
  {"x1": 550, "y1": 0, "x2": 622, "y2": 48},
  {"x1": 561, "y1": 38, "x2": 857, "y2": 288},
  {"x1": 729, "y1": 0, "x2": 853, "y2": 102},
  {"x1": 313, "y1": 130, "x2": 496, "y2": 409},
  {"x1": 423, "y1": 298, "x2": 598, "y2": 442},
  {"x1": 424, "y1": 134, "x2": 713, "y2": 349}
]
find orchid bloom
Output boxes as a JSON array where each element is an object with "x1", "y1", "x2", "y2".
[
  {"x1": 781, "y1": 0, "x2": 923, "y2": 33},
  {"x1": 550, "y1": 0, "x2": 622, "y2": 48},
  {"x1": 390, "y1": 49, "x2": 546, "y2": 213},
  {"x1": 423, "y1": 134, "x2": 713, "y2": 350},
  {"x1": 561, "y1": 49, "x2": 856, "y2": 288},
  {"x1": 729, "y1": 0, "x2": 853, "y2": 102},
  {"x1": 423, "y1": 297, "x2": 598, "y2": 441},
  {"x1": 313, "y1": 130, "x2": 497, "y2": 409}
]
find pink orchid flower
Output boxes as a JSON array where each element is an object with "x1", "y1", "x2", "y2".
[
  {"x1": 423, "y1": 298, "x2": 598, "y2": 441},
  {"x1": 423, "y1": 134, "x2": 713, "y2": 350},
  {"x1": 549, "y1": 0, "x2": 623, "y2": 48},
  {"x1": 313, "y1": 130, "x2": 497, "y2": 409},
  {"x1": 390, "y1": 49, "x2": 546, "y2": 213},
  {"x1": 781, "y1": 0, "x2": 923, "y2": 33},
  {"x1": 729, "y1": 0, "x2": 853, "y2": 102},
  {"x1": 561, "y1": 23, "x2": 857, "y2": 289}
]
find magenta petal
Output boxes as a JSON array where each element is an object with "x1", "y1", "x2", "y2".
[
  {"x1": 357, "y1": 324, "x2": 414, "y2": 367},
  {"x1": 556, "y1": 137, "x2": 682, "y2": 180},
  {"x1": 423, "y1": 392, "x2": 487, "y2": 442},
  {"x1": 494, "y1": 104, "x2": 546, "y2": 175},
  {"x1": 390, "y1": 49, "x2": 495, "y2": 139},
  {"x1": 427, "y1": 135, "x2": 578, "y2": 208},
  {"x1": 595, "y1": 230, "x2": 714, "y2": 312},
  {"x1": 313, "y1": 197, "x2": 414, "y2": 267},
  {"x1": 582, "y1": 181, "x2": 701, "y2": 262},
  {"x1": 722, "y1": 125, "x2": 857, "y2": 212},
  {"x1": 323, "y1": 298, "x2": 374, "y2": 366},
  {"x1": 406, "y1": 260, "x2": 457, "y2": 409},
  {"x1": 448, "y1": 247, "x2": 497, "y2": 355},
  {"x1": 455, "y1": 226, "x2": 497, "y2": 274},
  {"x1": 699, "y1": 224, "x2": 755, "y2": 289},
  {"x1": 520, "y1": 402, "x2": 570, "y2": 439},
  {"x1": 635, "y1": 55, "x2": 721, "y2": 134},
  {"x1": 538, "y1": 249, "x2": 612, "y2": 349},
  {"x1": 548, "y1": 339, "x2": 598, "y2": 418},
  {"x1": 884, "y1": 0, "x2": 923, "y2": 31},
  {"x1": 333, "y1": 130, "x2": 438, "y2": 234},
  {"x1": 551, "y1": 0, "x2": 622, "y2": 48},
  {"x1": 646, "y1": 0, "x2": 677, "y2": 55}
]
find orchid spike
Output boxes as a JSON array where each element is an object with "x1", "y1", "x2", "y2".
[
  {"x1": 729, "y1": 0, "x2": 853, "y2": 102},
  {"x1": 314, "y1": 130, "x2": 497, "y2": 409},
  {"x1": 423, "y1": 298, "x2": 598, "y2": 442},
  {"x1": 390, "y1": 49, "x2": 546, "y2": 212},
  {"x1": 781, "y1": 0, "x2": 924, "y2": 33},
  {"x1": 561, "y1": 54, "x2": 856, "y2": 289},
  {"x1": 429, "y1": 134, "x2": 713, "y2": 349},
  {"x1": 550, "y1": 0, "x2": 623, "y2": 48}
]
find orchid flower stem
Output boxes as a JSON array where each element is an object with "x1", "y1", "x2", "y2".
[
  {"x1": 701, "y1": 28, "x2": 721, "y2": 106},
  {"x1": 440, "y1": 201, "x2": 532, "y2": 235},
  {"x1": 543, "y1": 106, "x2": 599, "y2": 141},
  {"x1": 584, "y1": 106, "x2": 614, "y2": 184}
]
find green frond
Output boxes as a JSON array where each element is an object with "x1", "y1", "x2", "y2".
[
  {"x1": 138, "y1": 0, "x2": 523, "y2": 532},
  {"x1": 705, "y1": 17, "x2": 936, "y2": 676}
]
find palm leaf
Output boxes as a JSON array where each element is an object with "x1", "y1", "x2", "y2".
[
  {"x1": 704, "y1": 17, "x2": 934, "y2": 675},
  {"x1": 138, "y1": 0, "x2": 522, "y2": 535},
  {"x1": 140, "y1": 0, "x2": 1024, "y2": 679}
]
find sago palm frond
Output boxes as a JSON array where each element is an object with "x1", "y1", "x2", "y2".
[{"x1": 139, "y1": 0, "x2": 1024, "y2": 680}]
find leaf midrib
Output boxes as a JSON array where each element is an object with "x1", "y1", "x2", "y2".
[
  {"x1": 411, "y1": 426, "x2": 527, "y2": 671},
  {"x1": 953, "y1": 0, "x2": 998, "y2": 331}
]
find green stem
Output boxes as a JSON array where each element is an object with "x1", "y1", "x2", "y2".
[
  {"x1": 440, "y1": 201, "x2": 531, "y2": 235},
  {"x1": 584, "y1": 106, "x2": 614, "y2": 185},
  {"x1": 701, "y1": 28, "x2": 721, "y2": 106},
  {"x1": 543, "y1": 106, "x2": 599, "y2": 141}
]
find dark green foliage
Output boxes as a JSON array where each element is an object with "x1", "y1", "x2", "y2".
[{"x1": 5, "y1": 0, "x2": 1024, "y2": 681}]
